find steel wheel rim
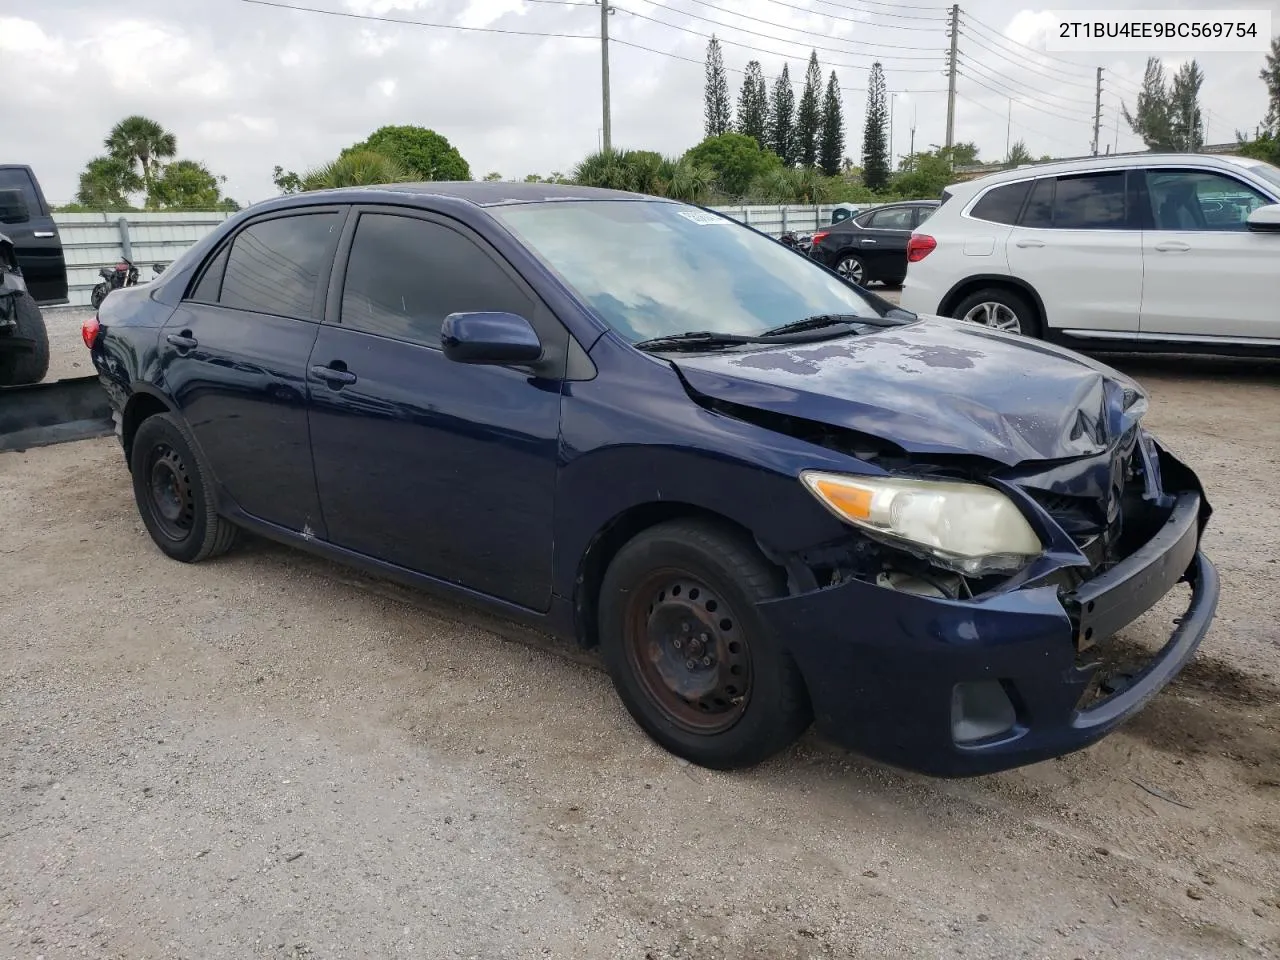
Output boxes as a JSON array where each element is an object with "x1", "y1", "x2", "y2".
[
  {"x1": 837, "y1": 256, "x2": 864, "y2": 284},
  {"x1": 145, "y1": 443, "x2": 195, "y2": 542},
  {"x1": 623, "y1": 569, "x2": 752, "y2": 735},
  {"x1": 962, "y1": 301, "x2": 1022, "y2": 333}
]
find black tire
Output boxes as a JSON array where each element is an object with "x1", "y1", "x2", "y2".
[
  {"x1": 950, "y1": 286, "x2": 1042, "y2": 338},
  {"x1": 130, "y1": 412, "x2": 238, "y2": 563},
  {"x1": 91, "y1": 283, "x2": 109, "y2": 310},
  {"x1": 598, "y1": 519, "x2": 812, "y2": 770},
  {"x1": 0, "y1": 290, "x2": 50, "y2": 386},
  {"x1": 833, "y1": 252, "x2": 868, "y2": 286}
]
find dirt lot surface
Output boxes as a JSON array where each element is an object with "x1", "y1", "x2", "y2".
[{"x1": 3, "y1": 309, "x2": 1279, "y2": 959}]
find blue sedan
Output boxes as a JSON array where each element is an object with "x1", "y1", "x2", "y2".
[{"x1": 85, "y1": 182, "x2": 1219, "y2": 776}]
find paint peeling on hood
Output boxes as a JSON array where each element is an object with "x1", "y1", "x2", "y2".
[{"x1": 671, "y1": 316, "x2": 1148, "y2": 467}]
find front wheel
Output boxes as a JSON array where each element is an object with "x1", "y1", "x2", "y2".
[
  {"x1": 598, "y1": 519, "x2": 812, "y2": 769},
  {"x1": 130, "y1": 412, "x2": 239, "y2": 563},
  {"x1": 91, "y1": 283, "x2": 109, "y2": 309}
]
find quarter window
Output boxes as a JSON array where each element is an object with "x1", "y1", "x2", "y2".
[
  {"x1": 969, "y1": 181, "x2": 1032, "y2": 225},
  {"x1": 339, "y1": 213, "x2": 533, "y2": 349},
  {"x1": 1145, "y1": 169, "x2": 1271, "y2": 231},
  {"x1": 219, "y1": 213, "x2": 339, "y2": 319},
  {"x1": 188, "y1": 244, "x2": 229, "y2": 303}
]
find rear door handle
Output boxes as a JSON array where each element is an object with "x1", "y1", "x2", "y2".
[
  {"x1": 33, "y1": 231, "x2": 55, "y2": 238},
  {"x1": 165, "y1": 332, "x2": 198, "y2": 350},
  {"x1": 1015, "y1": 238, "x2": 1045, "y2": 248},
  {"x1": 860, "y1": 238, "x2": 878, "y2": 244},
  {"x1": 310, "y1": 363, "x2": 357, "y2": 386},
  {"x1": 1154, "y1": 240, "x2": 1190, "y2": 252}
]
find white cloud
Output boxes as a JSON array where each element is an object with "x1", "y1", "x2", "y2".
[{"x1": 2, "y1": 0, "x2": 1276, "y2": 206}]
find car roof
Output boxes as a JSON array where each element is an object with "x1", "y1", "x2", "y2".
[
  {"x1": 289, "y1": 180, "x2": 651, "y2": 208},
  {"x1": 944, "y1": 152, "x2": 1263, "y2": 197}
]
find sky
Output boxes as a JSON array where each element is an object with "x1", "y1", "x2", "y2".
[{"x1": 3, "y1": 0, "x2": 1277, "y2": 205}]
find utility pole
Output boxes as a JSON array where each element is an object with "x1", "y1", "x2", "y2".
[
  {"x1": 1005, "y1": 98, "x2": 1011, "y2": 160},
  {"x1": 944, "y1": 4, "x2": 959, "y2": 154},
  {"x1": 909, "y1": 104, "x2": 917, "y2": 168},
  {"x1": 599, "y1": 0, "x2": 612, "y2": 152},
  {"x1": 1091, "y1": 66, "x2": 1102, "y2": 156}
]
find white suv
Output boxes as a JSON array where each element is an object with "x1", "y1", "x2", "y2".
[{"x1": 898, "y1": 152, "x2": 1280, "y2": 353}]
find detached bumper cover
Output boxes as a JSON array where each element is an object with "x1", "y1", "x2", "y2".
[{"x1": 756, "y1": 490, "x2": 1219, "y2": 777}]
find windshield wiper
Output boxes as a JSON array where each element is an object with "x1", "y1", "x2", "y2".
[
  {"x1": 758, "y1": 311, "x2": 912, "y2": 338},
  {"x1": 632, "y1": 331, "x2": 776, "y2": 351}
]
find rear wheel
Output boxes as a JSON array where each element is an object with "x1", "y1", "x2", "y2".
[
  {"x1": 951, "y1": 286, "x2": 1041, "y2": 338},
  {"x1": 130, "y1": 412, "x2": 238, "y2": 563},
  {"x1": 598, "y1": 519, "x2": 812, "y2": 769},
  {"x1": 0, "y1": 290, "x2": 50, "y2": 386},
  {"x1": 833, "y1": 252, "x2": 868, "y2": 286}
]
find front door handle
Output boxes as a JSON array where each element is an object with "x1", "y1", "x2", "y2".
[
  {"x1": 33, "y1": 230, "x2": 55, "y2": 239},
  {"x1": 1015, "y1": 238, "x2": 1046, "y2": 248},
  {"x1": 860, "y1": 238, "x2": 878, "y2": 244},
  {"x1": 165, "y1": 332, "x2": 198, "y2": 350},
  {"x1": 310, "y1": 363, "x2": 357, "y2": 386},
  {"x1": 1154, "y1": 240, "x2": 1190, "y2": 252}
]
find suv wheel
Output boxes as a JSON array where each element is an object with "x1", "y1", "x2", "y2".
[{"x1": 951, "y1": 287, "x2": 1041, "y2": 338}]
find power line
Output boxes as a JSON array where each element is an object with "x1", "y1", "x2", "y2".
[
  {"x1": 239, "y1": 0, "x2": 597, "y2": 39},
  {"x1": 958, "y1": 70, "x2": 1097, "y2": 128},
  {"x1": 809, "y1": 0, "x2": 948, "y2": 17},
  {"x1": 954, "y1": 90, "x2": 1082, "y2": 152},
  {"x1": 955, "y1": 52, "x2": 1098, "y2": 110},
  {"x1": 614, "y1": 5, "x2": 948, "y2": 69},
  {"x1": 957, "y1": 27, "x2": 1097, "y2": 90},
  {"x1": 751, "y1": 0, "x2": 947, "y2": 31},
  {"x1": 959, "y1": 12, "x2": 1097, "y2": 75},
  {"x1": 650, "y1": 0, "x2": 946, "y2": 48}
]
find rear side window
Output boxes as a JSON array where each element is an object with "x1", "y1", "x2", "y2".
[
  {"x1": 866, "y1": 207, "x2": 916, "y2": 230},
  {"x1": 219, "y1": 213, "x2": 340, "y2": 319},
  {"x1": 339, "y1": 213, "x2": 533, "y2": 349},
  {"x1": 1022, "y1": 178, "x2": 1055, "y2": 228},
  {"x1": 969, "y1": 181, "x2": 1032, "y2": 225},
  {"x1": 0, "y1": 168, "x2": 42, "y2": 217},
  {"x1": 1052, "y1": 172, "x2": 1129, "y2": 229}
]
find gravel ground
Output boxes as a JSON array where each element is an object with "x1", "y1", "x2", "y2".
[{"x1": 2, "y1": 306, "x2": 1278, "y2": 959}]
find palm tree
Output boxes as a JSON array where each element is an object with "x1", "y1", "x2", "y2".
[
  {"x1": 300, "y1": 150, "x2": 413, "y2": 191},
  {"x1": 104, "y1": 115, "x2": 177, "y2": 200}
]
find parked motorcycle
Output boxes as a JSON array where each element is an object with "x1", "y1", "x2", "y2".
[
  {"x1": 779, "y1": 230, "x2": 814, "y2": 255},
  {"x1": 90, "y1": 258, "x2": 168, "y2": 308}
]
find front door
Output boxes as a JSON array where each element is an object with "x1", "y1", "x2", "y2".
[
  {"x1": 158, "y1": 207, "x2": 345, "y2": 533},
  {"x1": 306, "y1": 208, "x2": 565, "y2": 611},
  {"x1": 1004, "y1": 170, "x2": 1143, "y2": 335},
  {"x1": 1138, "y1": 167, "x2": 1280, "y2": 342}
]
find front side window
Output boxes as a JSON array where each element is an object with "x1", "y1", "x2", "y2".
[
  {"x1": 340, "y1": 213, "x2": 533, "y2": 348},
  {"x1": 219, "y1": 212, "x2": 339, "y2": 319},
  {"x1": 491, "y1": 200, "x2": 890, "y2": 343},
  {"x1": 0, "y1": 168, "x2": 41, "y2": 218},
  {"x1": 1145, "y1": 169, "x2": 1272, "y2": 231}
]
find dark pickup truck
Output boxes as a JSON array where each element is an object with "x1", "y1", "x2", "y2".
[{"x1": 0, "y1": 164, "x2": 63, "y2": 384}]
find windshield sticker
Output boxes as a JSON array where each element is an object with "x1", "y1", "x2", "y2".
[{"x1": 677, "y1": 209, "x2": 732, "y2": 226}]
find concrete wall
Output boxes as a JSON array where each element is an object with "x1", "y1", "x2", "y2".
[{"x1": 52, "y1": 203, "x2": 888, "y2": 307}]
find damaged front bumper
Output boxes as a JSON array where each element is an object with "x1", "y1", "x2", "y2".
[{"x1": 756, "y1": 445, "x2": 1220, "y2": 778}]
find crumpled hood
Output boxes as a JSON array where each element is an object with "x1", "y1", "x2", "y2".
[{"x1": 671, "y1": 316, "x2": 1148, "y2": 467}]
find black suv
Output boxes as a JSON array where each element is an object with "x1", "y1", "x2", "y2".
[
  {"x1": 0, "y1": 165, "x2": 63, "y2": 384},
  {"x1": 808, "y1": 199, "x2": 938, "y2": 288}
]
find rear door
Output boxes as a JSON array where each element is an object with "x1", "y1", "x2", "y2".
[
  {"x1": 158, "y1": 206, "x2": 346, "y2": 534},
  {"x1": 1003, "y1": 170, "x2": 1143, "y2": 335},
  {"x1": 0, "y1": 166, "x2": 67, "y2": 305},
  {"x1": 1138, "y1": 167, "x2": 1280, "y2": 342}
]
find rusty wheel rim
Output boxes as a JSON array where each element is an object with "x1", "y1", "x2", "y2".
[
  {"x1": 145, "y1": 443, "x2": 196, "y2": 542},
  {"x1": 623, "y1": 569, "x2": 752, "y2": 735}
]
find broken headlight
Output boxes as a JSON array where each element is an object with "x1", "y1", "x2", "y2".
[{"x1": 800, "y1": 470, "x2": 1043, "y2": 576}]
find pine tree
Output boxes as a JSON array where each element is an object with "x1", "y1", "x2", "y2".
[
  {"x1": 818, "y1": 70, "x2": 845, "y2": 176},
  {"x1": 768, "y1": 65, "x2": 796, "y2": 165},
  {"x1": 1262, "y1": 37, "x2": 1280, "y2": 135},
  {"x1": 737, "y1": 60, "x2": 769, "y2": 149},
  {"x1": 795, "y1": 51, "x2": 823, "y2": 167},
  {"x1": 1169, "y1": 60, "x2": 1205, "y2": 151},
  {"x1": 1123, "y1": 57, "x2": 1175, "y2": 151},
  {"x1": 703, "y1": 36, "x2": 732, "y2": 137},
  {"x1": 862, "y1": 63, "x2": 889, "y2": 190}
]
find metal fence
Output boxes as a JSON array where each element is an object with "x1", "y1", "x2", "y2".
[{"x1": 51, "y1": 203, "x2": 889, "y2": 307}]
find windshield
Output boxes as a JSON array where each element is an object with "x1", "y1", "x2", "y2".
[
  {"x1": 1245, "y1": 159, "x2": 1280, "y2": 192},
  {"x1": 491, "y1": 200, "x2": 891, "y2": 342}
]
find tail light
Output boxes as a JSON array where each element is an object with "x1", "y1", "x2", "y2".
[
  {"x1": 811, "y1": 231, "x2": 829, "y2": 245},
  {"x1": 81, "y1": 314, "x2": 101, "y2": 349},
  {"x1": 906, "y1": 234, "x2": 937, "y2": 262}
]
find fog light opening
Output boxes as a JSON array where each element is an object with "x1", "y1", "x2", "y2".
[{"x1": 951, "y1": 680, "x2": 1017, "y2": 745}]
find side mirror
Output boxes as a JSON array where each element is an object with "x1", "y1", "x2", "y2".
[
  {"x1": 1246, "y1": 203, "x2": 1280, "y2": 233},
  {"x1": 0, "y1": 189, "x2": 30, "y2": 224},
  {"x1": 441, "y1": 311, "x2": 543, "y2": 366}
]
